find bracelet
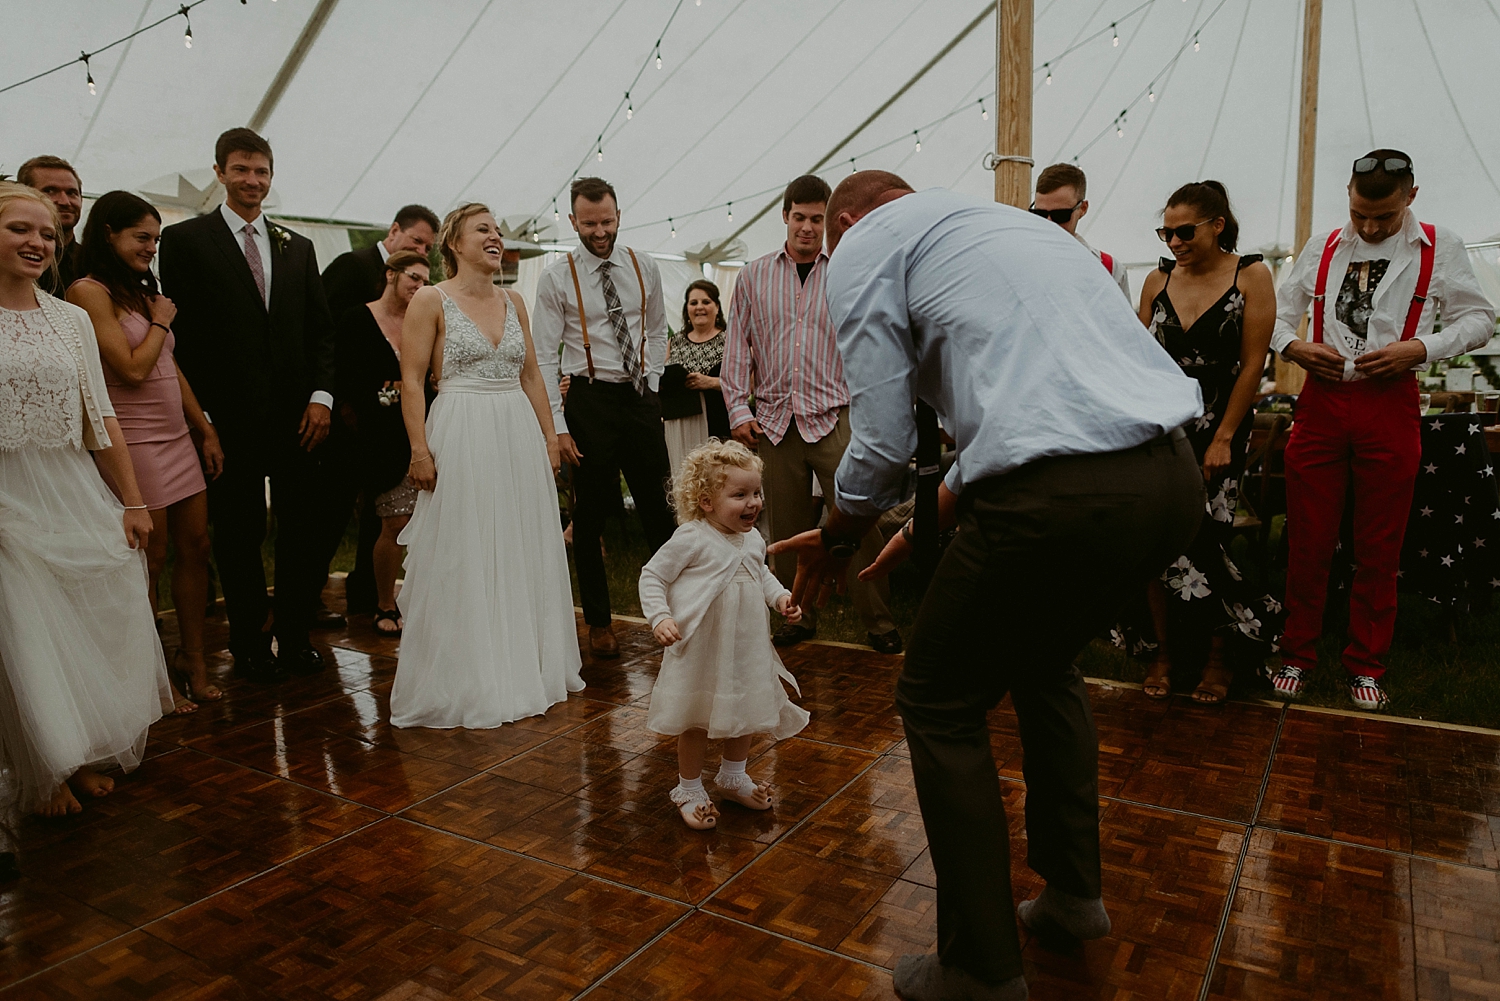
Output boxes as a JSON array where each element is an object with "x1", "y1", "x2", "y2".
[
  {"x1": 124, "y1": 504, "x2": 149, "y2": 511},
  {"x1": 409, "y1": 452, "x2": 432, "y2": 464},
  {"x1": 148, "y1": 321, "x2": 169, "y2": 333}
]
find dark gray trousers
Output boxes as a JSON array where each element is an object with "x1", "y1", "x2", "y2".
[{"x1": 896, "y1": 432, "x2": 1203, "y2": 983}]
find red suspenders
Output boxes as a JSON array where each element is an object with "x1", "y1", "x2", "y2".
[{"x1": 1311, "y1": 223, "x2": 1436, "y2": 344}]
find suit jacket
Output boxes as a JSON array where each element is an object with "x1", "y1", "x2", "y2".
[
  {"x1": 335, "y1": 304, "x2": 426, "y2": 495},
  {"x1": 160, "y1": 210, "x2": 335, "y2": 453},
  {"x1": 321, "y1": 243, "x2": 385, "y2": 324}
]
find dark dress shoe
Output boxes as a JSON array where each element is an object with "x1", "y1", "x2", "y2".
[
  {"x1": 312, "y1": 608, "x2": 347, "y2": 629},
  {"x1": 869, "y1": 629, "x2": 904, "y2": 655},
  {"x1": 233, "y1": 650, "x2": 284, "y2": 684},
  {"x1": 280, "y1": 645, "x2": 326, "y2": 676},
  {"x1": 772, "y1": 623, "x2": 816, "y2": 647},
  {"x1": 589, "y1": 626, "x2": 620, "y2": 659}
]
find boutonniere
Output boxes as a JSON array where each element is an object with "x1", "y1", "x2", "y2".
[
  {"x1": 268, "y1": 223, "x2": 292, "y2": 255},
  {"x1": 377, "y1": 381, "x2": 401, "y2": 407}
]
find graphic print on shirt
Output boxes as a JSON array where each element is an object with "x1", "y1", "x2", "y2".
[{"x1": 1333, "y1": 258, "x2": 1390, "y2": 356}]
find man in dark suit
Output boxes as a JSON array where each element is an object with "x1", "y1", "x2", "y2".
[
  {"x1": 317, "y1": 204, "x2": 438, "y2": 617},
  {"x1": 17, "y1": 155, "x2": 85, "y2": 297},
  {"x1": 160, "y1": 127, "x2": 336, "y2": 682}
]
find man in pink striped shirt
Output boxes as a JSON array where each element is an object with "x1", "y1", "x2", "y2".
[{"x1": 723, "y1": 175, "x2": 900, "y2": 653}]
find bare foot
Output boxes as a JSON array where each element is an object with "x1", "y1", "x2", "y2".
[
  {"x1": 37, "y1": 783, "x2": 82, "y2": 818},
  {"x1": 68, "y1": 767, "x2": 115, "y2": 800},
  {"x1": 715, "y1": 774, "x2": 773, "y2": 811},
  {"x1": 175, "y1": 650, "x2": 222, "y2": 701}
]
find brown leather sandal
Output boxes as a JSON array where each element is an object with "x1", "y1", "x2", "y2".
[
  {"x1": 1143, "y1": 655, "x2": 1173, "y2": 700},
  {"x1": 1192, "y1": 661, "x2": 1233, "y2": 705}
]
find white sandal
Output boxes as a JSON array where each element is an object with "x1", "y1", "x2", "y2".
[
  {"x1": 670, "y1": 783, "x2": 719, "y2": 830},
  {"x1": 714, "y1": 770, "x2": 773, "y2": 811}
]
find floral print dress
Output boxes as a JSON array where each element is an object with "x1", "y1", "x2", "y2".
[{"x1": 1113, "y1": 254, "x2": 1283, "y2": 661}]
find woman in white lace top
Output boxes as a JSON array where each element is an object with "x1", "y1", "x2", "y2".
[{"x1": 0, "y1": 183, "x2": 173, "y2": 827}]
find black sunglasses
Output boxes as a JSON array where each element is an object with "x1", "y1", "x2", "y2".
[
  {"x1": 1155, "y1": 220, "x2": 1216, "y2": 243},
  {"x1": 1353, "y1": 155, "x2": 1413, "y2": 175},
  {"x1": 1029, "y1": 201, "x2": 1082, "y2": 224}
]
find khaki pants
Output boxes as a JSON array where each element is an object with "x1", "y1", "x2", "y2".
[{"x1": 761, "y1": 410, "x2": 895, "y2": 636}]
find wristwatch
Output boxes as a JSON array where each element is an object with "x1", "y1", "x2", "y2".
[{"x1": 820, "y1": 527, "x2": 860, "y2": 560}]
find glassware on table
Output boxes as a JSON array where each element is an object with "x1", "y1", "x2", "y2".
[{"x1": 1419, "y1": 393, "x2": 1432, "y2": 416}]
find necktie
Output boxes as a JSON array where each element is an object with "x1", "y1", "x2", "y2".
[
  {"x1": 242, "y1": 223, "x2": 267, "y2": 305},
  {"x1": 598, "y1": 261, "x2": 645, "y2": 394}
]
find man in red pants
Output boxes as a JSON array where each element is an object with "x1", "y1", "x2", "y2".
[{"x1": 1272, "y1": 150, "x2": 1494, "y2": 709}]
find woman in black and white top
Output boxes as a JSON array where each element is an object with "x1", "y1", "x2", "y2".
[{"x1": 660, "y1": 279, "x2": 731, "y2": 477}]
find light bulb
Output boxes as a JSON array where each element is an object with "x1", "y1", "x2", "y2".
[
  {"x1": 553, "y1": 203, "x2": 560, "y2": 221},
  {"x1": 1044, "y1": 64, "x2": 1052, "y2": 85},
  {"x1": 670, "y1": 218, "x2": 676, "y2": 238},
  {"x1": 626, "y1": 104, "x2": 633, "y2": 120},
  {"x1": 87, "y1": 74, "x2": 95, "y2": 95},
  {"x1": 914, "y1": 131, "x2": 921, "y2": 152},
  {"x1": 980, "y1": 100, "x2": 988, "y2": 121},
  {"x1": 1111, "y1": 23, "x2": 1118, "y2": 46},
  {"x1": 1193, "y1": 34, "x2": 1200, "y2": 51},
  {"x1": 1148, "y1": 88, "x2": 1156, "y2": 102},
  {"x1": 1117, "y1": 125, "x2": 1124, "y2": 137},
  {"x1": 849, "y1": 159, "x2": 857, "y2": 173},
  {"x1": 727, "y1": 204, "x2": 733, "y2": 222},
  {"x1": 597, "y1": 145, "x2": 604, "y2": 161},
  {"x1": 655, "y1": 46, "x2": 662, "y2": 69},
  {"x1": 184, "y1": 29, "x2": 193, "y2": 48}
]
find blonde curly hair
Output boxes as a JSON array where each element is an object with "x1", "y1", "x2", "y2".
[{"x1": 672, "y1": 438, "x2": 763, "y2": 524}]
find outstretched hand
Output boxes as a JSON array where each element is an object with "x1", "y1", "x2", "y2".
[
  {"x1": 766, "y1": 529, "x2": 849, "y2": 611},
  {"x1": 860, "y1": 526, "x2": 912, "y2": 581}
]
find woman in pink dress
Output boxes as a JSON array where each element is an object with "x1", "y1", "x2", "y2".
[{"x1": 68, "y1": 191, "x2": 224, "y2": 704}]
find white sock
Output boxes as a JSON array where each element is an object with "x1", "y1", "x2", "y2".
[
  {"x1": 677, "y1": 775, "x2": 704, "y2": 795},
  {"x1": 718, "y1": 759, "x2": 747, "y2": 779}
]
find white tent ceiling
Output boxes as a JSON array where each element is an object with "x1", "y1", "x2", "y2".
[{"x1": 3, "y1": 0, "x2": 1499, "y2": 269}]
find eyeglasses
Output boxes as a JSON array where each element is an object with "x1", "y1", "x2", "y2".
[
  {"x1": 398, "y1": 269, "x2": 429, "y2": 285},
  {"x1": 1029, "y1": 201, "x2": 1082, "y2": 224},
  {"x1": 1353, "y1": 156, "x2": 1412, "y2": 175},
  {"x1": 1155, "y1": 220, "x2": 1215, "y2": 243}
]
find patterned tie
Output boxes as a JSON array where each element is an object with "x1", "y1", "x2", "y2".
[
  {"x1": 598, "y1": 260, "x2": 645, "y2": 394},
  {"x1": 242, "y1": 223, "x2": 267, "y2": 305}
]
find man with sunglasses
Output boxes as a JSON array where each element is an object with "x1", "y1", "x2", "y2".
[
  {"x1": 1031, "y1": 163, "x2": 1130, "y2": 301},
  {"x1": 1271, "y1": 149, "x2": 1494, "y2": 710}
]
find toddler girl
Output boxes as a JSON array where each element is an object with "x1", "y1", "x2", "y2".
[{"x1": 639, "y1": 439, "x2": 809, "y2": 829}]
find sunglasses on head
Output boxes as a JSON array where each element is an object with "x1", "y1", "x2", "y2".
[
  {"x1": 1029, "y1": 201, "x2": 1082, "y2": 224},
  {"x1": 1155, "y1": 220, "x2": 1216, "y2": 243},
  {"x1": 1352, "y1": 155, "x2": 1412, "y2": 175}
]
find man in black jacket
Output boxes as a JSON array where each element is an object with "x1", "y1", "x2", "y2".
[
  {"x1": 318, "y1": 204, "x2": 437, "y2": 616},
  {"x1": 160, "y1": 128, "x2": 336, "y2": 682}
]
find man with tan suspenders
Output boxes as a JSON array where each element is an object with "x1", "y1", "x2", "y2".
[{"x1": 533, "y1": 177, "x2": 675, "y2": 658}]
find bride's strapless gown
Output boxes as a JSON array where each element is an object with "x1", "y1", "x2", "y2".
[{"x1": 391, "y1": 291, "x2": 583, "y2": 728}]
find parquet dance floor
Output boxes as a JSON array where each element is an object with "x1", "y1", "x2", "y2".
[{"x1": 5, "y1": 585, "x2": 1498, "y2": 999}]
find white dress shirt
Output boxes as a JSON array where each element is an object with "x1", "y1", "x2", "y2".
[
  {"x1": 1272, "y1": 210, "x2": 1495, "y2": 380},
  {"x1": 218, "y1": 201, "x2": 333, "y2": 411},
  {"x1": 532, "y1": 242, "x2": 668, "y2": 434},
  {"x1": 826, "y1": 188, "x2": 1203, "y2": 517},
  {"x1": 1075, "y1": 231, "x2": 1131, "y2": 302}
]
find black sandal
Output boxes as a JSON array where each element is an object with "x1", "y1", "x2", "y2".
[{"x1": 373, "y1": 608, "x2": 403, "y2": 637}]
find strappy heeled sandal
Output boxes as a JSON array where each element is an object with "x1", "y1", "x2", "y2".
[{"x1": 373, "y1": 608, "x2": 403, "y2": 636}]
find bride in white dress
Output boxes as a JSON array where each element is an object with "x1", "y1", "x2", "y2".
[
  {"x1": 0, "y1": 183, "x2": 173, "y2": 821},
  {"x1": 391, "y1": 203, "x2": 583, "y2": 728}
]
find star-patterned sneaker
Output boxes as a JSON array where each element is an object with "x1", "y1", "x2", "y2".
[
  {"x1": 1270, "y1": 665, "x2": 1305, "y2": 698},
  {"x1": 1348, "y1": 675, "x2": 1389, "y2": 711}
]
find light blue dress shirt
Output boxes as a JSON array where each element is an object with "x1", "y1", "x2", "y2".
[{"x1": 827, "y1": 188, "x2": 1203, "y2": 517}]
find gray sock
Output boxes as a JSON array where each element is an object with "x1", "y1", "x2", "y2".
[
  {"x1": 892, "y1": 954, "x2": 1027, "y2": 1001},
  {"x1": 1016, "y1": 885, "x2": 1111, "y2": 941}
]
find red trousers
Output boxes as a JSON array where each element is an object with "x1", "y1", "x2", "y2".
[{"x1": 1281, "y1": 375, "x2": 1420, "y2": 678}]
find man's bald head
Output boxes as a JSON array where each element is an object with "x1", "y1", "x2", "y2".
[{"x1": 826, "y1": 170, "x2": 915, "y2": 253}]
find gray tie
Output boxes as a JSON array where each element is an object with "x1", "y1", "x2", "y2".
[{"x1": 598, "y1": 261, "x2": 645, "y2": 394}]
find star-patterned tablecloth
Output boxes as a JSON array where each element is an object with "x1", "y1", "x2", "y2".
[{"x1": 1399, "y1": 414, "x2": 1500, "y2": 611}]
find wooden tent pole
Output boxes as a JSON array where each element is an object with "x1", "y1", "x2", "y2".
[
  {"x1": 1276, "y1": 0, "x2": 1323, "y2": 394},
  {"x1": 993, "y1": 0, "x2": 1034, "y2": 208}
]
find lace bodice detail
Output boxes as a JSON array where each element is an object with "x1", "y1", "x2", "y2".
[
  {"x1": 0, "y1": 306, "x2": 83, "y2": 450},
  {"x1": 441, "y1": 292, "x2": 526, "y2": 384}
]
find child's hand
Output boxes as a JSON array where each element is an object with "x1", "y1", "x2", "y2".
[
  {"x1": 653, "y1": 618, "x2": 682, "y2": 646},
  {"x1": 777, "y1": 595, "x2": 802, "y2": 624}
]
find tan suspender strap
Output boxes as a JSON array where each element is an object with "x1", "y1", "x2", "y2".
[
  {"x1": 565, "y1": 253, "x2": 595, "y2": 381},
  {"x1": 627, "y1": 247, "x2": 648, "y2": 371}
]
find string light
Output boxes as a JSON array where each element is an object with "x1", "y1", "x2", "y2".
[
  {"x1": 669, "y1": 217, "x2": 676, "y2": 238},
  {"x1": 1044, "y1": 63, "x2": 1052, "y2": 85},
  {"x1": 553, "y1": 199, "x2": 560, "y2": 221},
  {"x1": 1111, "y1": 22, "x2": 1118, "y2": 46},
  {"x1": 979, "y1": 98, "x2": 988, "y2": 121},
  {"x1": 180, "y1": 5, "x2": 192, "y2": 48},
  {"x1": 83, "y1": 53, "x2": 94, "y2": 94},
  {"x1": 625, "y1": 92, "x2": 633, "y2": 119},
  {"x1": 1193, "y1": 31, "x2": 1200, "y2": 51},
  {"x1": 849, "y1": 157, "x2": 857, "y2": 173},
  {"x1": 655, "y1": 42, "x2": 662, "y2": 69},
  {"x1": 1148, "y1": 85, "x2": 1156, "y2": 102},
  {"x1": 726, "y1": 203, "x2": 733, "y2": 222},
  {"x1": 1115, "y1": 110, "x2": 1127, "y2": 137},
  {"x1": 596, "y1": 141, "x2": 604, "y2": 162},
  {"x1": 913, "y1": 130, "x2": 921, "y2": 152}
]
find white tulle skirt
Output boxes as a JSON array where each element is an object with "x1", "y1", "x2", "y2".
[
  {"x1": 0, "y1": 445, "x2": 171, "y2": 814},
  {"x1": 647, "y1": 565, "x2": 809, "y2": 741},
  {"x1": 392, "y1": 381, "x2": 583, "y2": 729}
]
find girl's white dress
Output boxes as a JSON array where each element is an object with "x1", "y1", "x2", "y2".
[
  {"x1": 638, "y1": 520, "x2": 809, "y2": 740},
  {"x1": 0, "y1": 295, "x2": 171, "y2": 814},
  {"x1": 391, "y1": 291, "x2": 583, "y2": 729}
]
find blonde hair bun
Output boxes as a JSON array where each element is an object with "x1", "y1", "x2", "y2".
[{"x1": 671, "y1": 438, "x2": 763, "y2": 524}]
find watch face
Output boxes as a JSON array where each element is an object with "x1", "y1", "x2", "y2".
[{"x1": 830, "y1": 543, "x2": 859, "y2": 559}]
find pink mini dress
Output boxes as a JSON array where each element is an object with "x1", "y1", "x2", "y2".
[{"x1": 85, "y1": 280, "x2": 206, "y2": 510}]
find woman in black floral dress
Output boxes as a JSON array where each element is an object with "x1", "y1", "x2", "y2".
[{"x1": 1122, "y1": 181, "x2": 1281, "y2": 703}]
